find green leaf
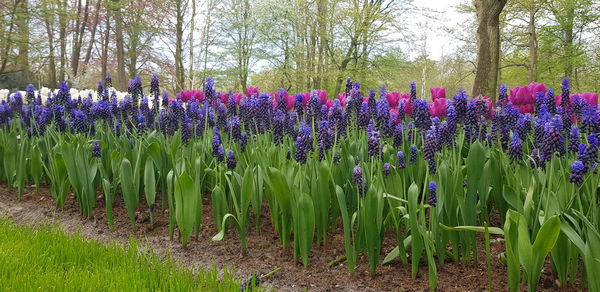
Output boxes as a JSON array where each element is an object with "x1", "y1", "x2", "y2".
[
  {"x1": 439, "y1": 223, "x2": 504, "y2": 235},
  {"x1": 120, "y1": 158, "x2": 138, "y2": 230},
  {"x1": 335, "y1": 185, "x2": 355, "y2": 275},
  {"x1": 144, "y1": 159, "x2": 156, "y2": 219},
  {"x1": 174, "y1": 172, "x2": 198, "y2": 247},
  {"x1": 297, "y1": 193, "x2": 315, "y2": 268}
]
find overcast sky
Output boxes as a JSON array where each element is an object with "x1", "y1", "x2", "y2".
[{"x1": 406, "y1": 0, "x2": 471, "y2": 61}]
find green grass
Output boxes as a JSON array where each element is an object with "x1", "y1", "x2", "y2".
[{"x1": 0, "y1": 218, "x2": 243, "y2": 291}]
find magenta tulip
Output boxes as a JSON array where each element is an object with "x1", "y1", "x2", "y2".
[
  {"x1": 430, "y1": 87, "x2": 446, "y2": 101},
  {"x1": 428, "y1": 98, "x2": 447, "y2": 117},
  {"x1": 386, "y1": 92, "x2": 400, "y2": 108}
]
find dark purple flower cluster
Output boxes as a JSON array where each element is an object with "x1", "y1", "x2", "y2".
[
  {"x1": 273, "y1": 110, "x2": 284, "y2": 145},
  {"x1": 428, "y1": 181, "x2": 437, "y2": 207},
  {"x1": 105, "y1": 73, "x2": 112, "y2": 88},
  {"x1": 453, "y1": 89, "x2": 468, "y2": 124},
  {"x1": 509, "y1": 132, "x2": 523, "y2": 164},
  {"x1": 92, "y1": 140, "x2": 101, "y2": 158},
  {"x1": 227, "y1": 150, "x2": 236, "y2": 169},
  {"x1": 353, "y1": 165, "x2": 364, "y2": 198},
  {"x1": 424, "y1": 128, "x2": 437, "y2": 174},
  {"x1": 561, "y1": 77, "x2": 570, "y2": 109},
  {"x1": 569, "y1": 160, "x2": 585, "y2": 185},
  {"x1": 382, "y1": 163, "x2": 390, "y2": 176},
  {"x1": 413, "y1": 99, "x2": 431, "y2": 132},
  {"x1": 568, "y1": 126, "x2": 580, "y2": 153},
  {"x1": 498, "y1": 84, "x2": 508, "y2": 107},
  {"x1": 358, "y1": 102, "x2": 370, "y2": 129},
  {"x1": 397, "y1": 151, "x2": 406, "y2": 169}
]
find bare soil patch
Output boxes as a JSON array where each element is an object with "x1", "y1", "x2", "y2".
[{"x1": 0, "y1": 184, "x2": 585, "y2": 291}]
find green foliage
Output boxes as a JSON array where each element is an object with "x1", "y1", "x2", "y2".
[{"x1": 0, "y1": 218, "x2": 243, "y2": 291}]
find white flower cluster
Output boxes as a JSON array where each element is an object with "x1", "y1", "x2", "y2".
[{"x1": 0, "y1": 86, "x2": 130, "y2": 104}]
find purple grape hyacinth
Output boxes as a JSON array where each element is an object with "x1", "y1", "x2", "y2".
[
  {"x1": 397, "y1": 151, "x2": 406, "y2": 169},
  {"x1": 569, "y1": 160, "x2": 585, "y2": 185},
  {"x1": 92, "y1": 141, "x2": 101, "y2": 158},
  {"x1": 353, "y1": 165, "x2": 364, "y2": 198},
  {"x1": 382, "y1": 163, "x2": 390, "y2": 176},
  {"x1": 227, "y1": 150, "x2": 236, "y2": 169},
  {"x1": 428, "y1": 181, "x2": 437, "y2": 207}
]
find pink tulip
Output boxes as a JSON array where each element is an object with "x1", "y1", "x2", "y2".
[
  {"x1": 430, "y1": 88, "x2": 446, "y2": 101},
  {"x1": 386, "y1": 92, "x2": 400, "y2": 108},
  {"x1": 317, "y1": 90, "x2": 328, "y2": 106},
  {"x1": 179, "y1": 90, "x2": 190, "y2": 102},
  {"x1": 509, "y1": 86, "x2": 532, "y2": 106},
  {"x1": 529, "y1": 82, "x2": 546, "y2": 97},
  {"x1": 220, "y1": 92, "x2": 229, "y2": 105},
  {"x1": 338, "y1": 93, "x2": 347, "y2": 108},
  {"x1": 192, "y1": 90, "x2": 205, "y2": 102},
  {"x1": 428, "y1": 98, "x2": 447, "y2": 118},
  {"x1": 233, "y1": 93, "x2": 243, "y2": 105},
  {"x1": 325, "y1": 99, "x2": 334, "y2": 109},
  {"x1": 579, "y1": 92, "x2": 598, "y2": 106},
  {"x1": 285, "y1": 92, "x2": 295, "y2": 110},
  {"x1": 363, "y1": 97, "x2": 369, "y2": 103},
  {"x1": 399, "y1": 93, "x2": 412, "y2": 116},
  {"x1": 302, "y1": 92, "x2": 310, "y2": 108},
  {"x1": 246, "y1": 86, "x2": 259, "y2": 98},
  {"x1": 519, "y1": 104, "x2": 534, "y2": 114}
]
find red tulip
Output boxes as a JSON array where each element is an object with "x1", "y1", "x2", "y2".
[{"x1": 430, "y1": 88, "x2": 446, "y2": 101}]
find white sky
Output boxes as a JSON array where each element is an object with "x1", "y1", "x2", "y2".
[{"x1": 406, "y1": 0, "x2": 471, "y2": 61}]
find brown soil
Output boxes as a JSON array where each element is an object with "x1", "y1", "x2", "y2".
[{"x1": 0, "y1": 184, "x2": 585, "y2": 291}]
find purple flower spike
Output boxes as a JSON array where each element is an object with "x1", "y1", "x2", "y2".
[
  {"x1": 226, "y1": 150, "x2": 236, "y2": 169},
  {"x1": 569, "y1": 160, "x2": 585, "y2": 185},
  {"x1": 353, "y1": 165, "x2": 364, "y2": 198},
  {"x1": 383, "y1": 163, "x2": 390, "y2": 176},
  {"x1": 428, "y1": 181, "x2": 437, "y2": 207},
  {"x1": 92, "y1": 141, "x2": 101, "y2": 158}
]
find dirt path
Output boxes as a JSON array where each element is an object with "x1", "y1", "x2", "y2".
[{"x1": 0, "y1": 184, "x2": 574, "y2": 291}]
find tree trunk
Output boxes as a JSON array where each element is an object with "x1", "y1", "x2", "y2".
[
  {"x1": 174, "y1": 0, "x2": 185, "y2": 92},
  {"x1": 82, "y1": 0, "x2": 101, "y2": 75},
  {"x1": 71, "y1": 0, "x2": 90, "y2": 76},
  {"x1": 563, "y1": 14, "x2": 574, "y2": 80},
  {"x1": 43, "y1": 4, "x2": 57, "y2": 89},
  {"x1": 101, "y1": 0, "x2": 111, "y2": 82},
  {"x1": 527, "y1": 7, "x2": 537, "y2": 83},
  {"x1": 58, "y1": 0, "x2": 67, "y2": 81},
  {"x1": 113, "y1": 0, "x2": 127, "y2": 90},
  {"x1": 188, "y1": 0, "x2": 195, "y2": 89},
  {"x1": 316, "y1": 0, "x2": 327, "y2": 89},
  {"x1": 0, "y1": 1, "x2": 19, "y2": 74},
  {"x1": 15, "y1": 0, "x2": 30, "y2": 80},
  {"x1": 472, "y1": 0, "x2": 507, "y2": 103}
]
